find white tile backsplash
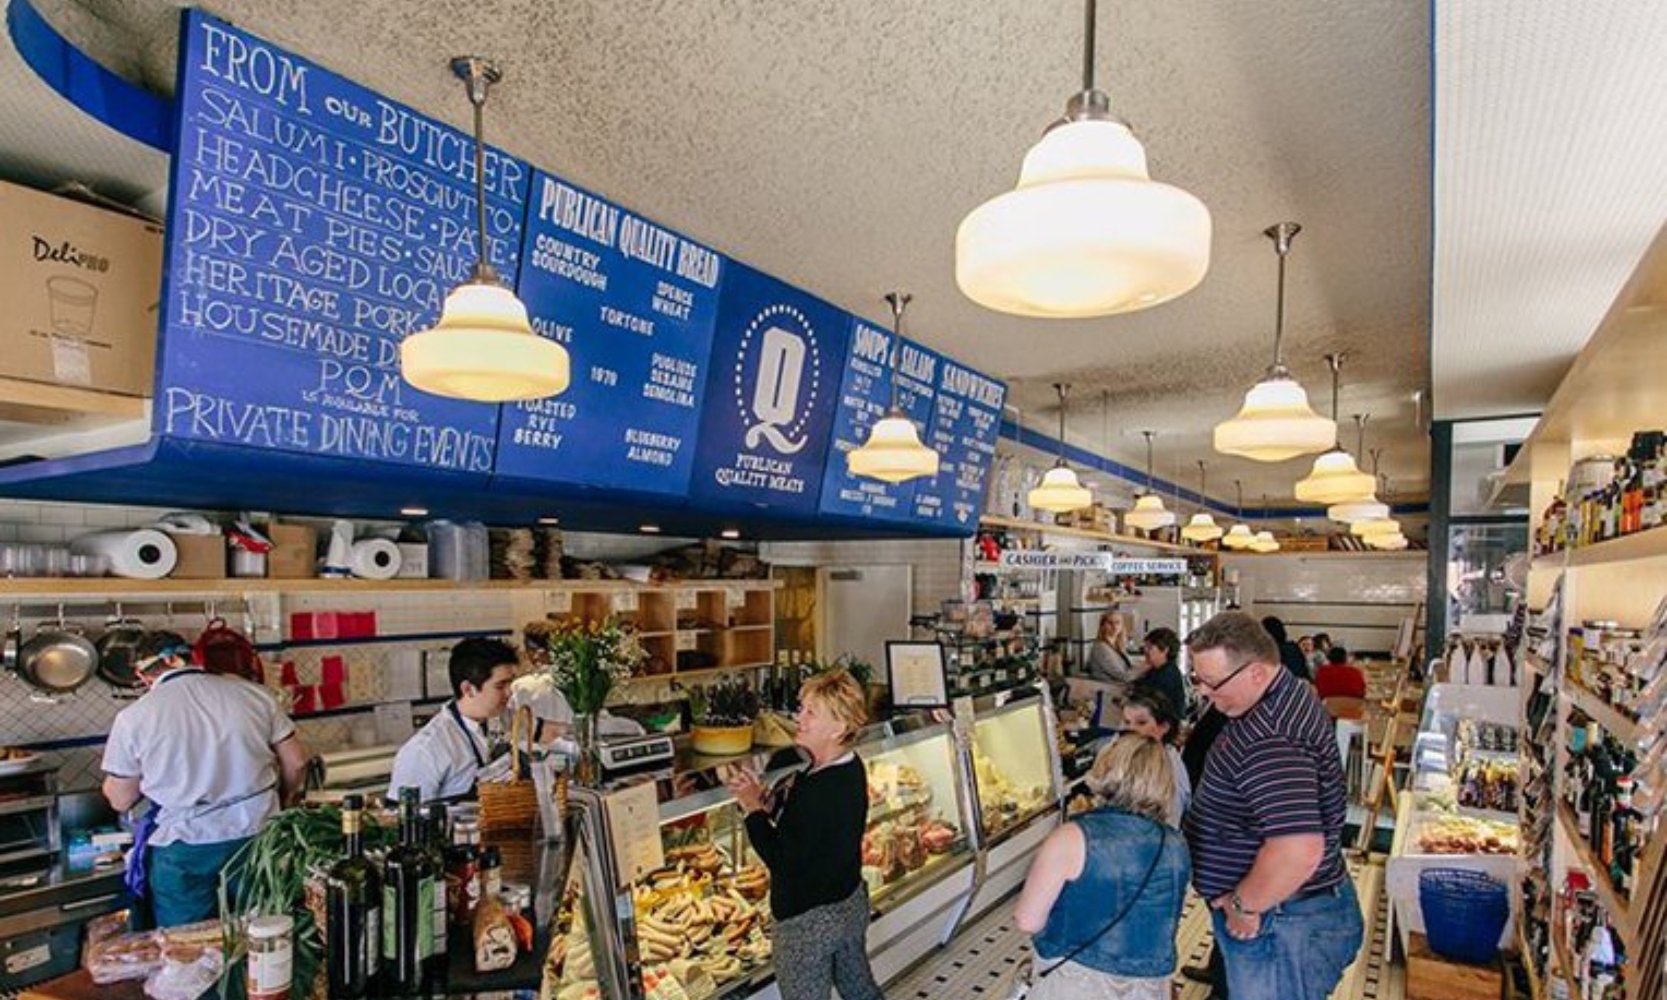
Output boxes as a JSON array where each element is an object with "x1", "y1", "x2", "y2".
[{"x1": 1222, "y1": 552, "x2": 1428, "y2": 655}]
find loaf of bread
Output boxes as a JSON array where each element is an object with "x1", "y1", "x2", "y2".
[{"x1": 474, "y1": 897, "x2": 518, "y2": 973}]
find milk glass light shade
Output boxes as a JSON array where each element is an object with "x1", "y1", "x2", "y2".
[
  {"x1": 1028, "y1": 465, "x2": 1093, "y2": 513},
  {"x1": 1328, "y1": 496, "x2": 1390, "y2": 524},
  {"x1": 1293, "y1": 449, "x2": 1376, "y2": 505},
  {"x1": 1182, "y1": 513, "x2": 1223, "y2": 542},
  {"x1": 956, "y1": 119, "x2": 1211, "y2": 318},
  {"x1": 1369, "y1": 531, "x2": 1408, "y2": 551},
  {"x1": 1352, "y1": 517, "x2": 1402, "y2": 538},
  {"x1": 1124, "y1": 493, "x2": 1176, "y2": 532},
  {"x1": 1213, "y1": 376, "x2": 1336, "y2": 462},
  {"x1": 401, "y1": 281, "x2": 570, "y2": 401},
  {"x1": 1249, "y1": 530, "x2": 1280, "y2": 553},
  {"x1": 1221, "y1": 523, "x2": 1256, "y2": 549},
  {"x1": 848, "y1": 412, "x2": 940, "y2": 483}
]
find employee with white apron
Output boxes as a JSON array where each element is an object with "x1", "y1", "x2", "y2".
[
  {"x1": 101, "y1": 631, "x2": 310, "y2": 928},
  {"x1": 388, "y1": 637, "x2": 519, "y2": 803}
]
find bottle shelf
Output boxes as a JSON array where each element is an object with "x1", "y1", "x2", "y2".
[
  {"x1": 1562, "y1": 683, "x2": 1641, "y2": 747},
  {"x1": 1553, "y1": 802, "x2": 1636, "y2": 947}
]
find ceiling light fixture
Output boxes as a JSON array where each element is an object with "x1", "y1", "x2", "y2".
[
  {"x1": 399, "y1": 507, "x2": 429, "y2": 518},
  {"x1": 1250, "y1": 530, "x2": 1280, "y2": 554},
  {"x1": 1330, "y1": 439, "x2": 1390, "y2": 523},
  {"x1": 847, "y1": 292, "x2": 941, "y2": 483},
  {"x1": 1028, "y1": 384, "x2": 1094, "y2": 514},
  {"x1": 1221, "y1": 478, "x2": 1255, "y2": 550},
  {"x1": 639, "y1": 524, "x2": 661, "y2": 534},
  {"x1": 1294, "y1": 357, "x2": 1376, "y2": 504},
  {"x1": 1181, "y1": 460, "x2": 1223, "y2": 542},
  {"x1": 400, "y1": 57, "x2": 570, "y2": 402},
  {"x1": 537, "y1": 516, "x2": 560, "y2": 526},
  {"x1": 1368, "y1": 531, "x2": 1408, "y2": 551},
  {"x1": 1214, "y1": 223, "x2": 1335, "y2": 461},
  {"x1": 720, "y1": 528, "x2": 741, "y2": 540},
  {"x1": 1123, "y1": 431, "x2": 1175, "y2": 532},
  {"x1": 955, "y1": 0, "x2": 1210, "y2": 318}
]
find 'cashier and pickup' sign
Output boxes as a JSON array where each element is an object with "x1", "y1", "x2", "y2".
[{"x1": 995, "y1": 551, "x2": 1188, "y2": 576}]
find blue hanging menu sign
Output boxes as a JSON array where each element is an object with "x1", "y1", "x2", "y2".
[
  {"x1": 493, "y1": 172, "x2": 722, "y2": 493},
  {"x1": 915, "y1": 356, "x2": 1007, "y2": 527},
  {"x1": 817, "y1": 317, "x2": 938, "y2": 522},
  {"x1": 689, "y1": 263, "x2": 848, "y2": 513},
  {"x1": 156, "y1": 11, "x2": 526, "y2": 473}
]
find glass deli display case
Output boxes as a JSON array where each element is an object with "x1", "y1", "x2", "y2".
[{"x1": 971, "y1": 692, "x2": 1061, "y2": 842}]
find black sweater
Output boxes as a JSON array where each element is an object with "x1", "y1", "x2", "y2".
[{"x1": 743, "y1": 754, "x2": 868, "y2": 921}]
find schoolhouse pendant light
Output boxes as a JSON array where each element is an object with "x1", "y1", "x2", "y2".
[
  {"x1": 1221, "y1": 478, "x2": 1255, "y2": 550},
  {"x1": 1214, "y1": 223, "x2": 1334, "y2": 461},
  {"x1": 955, "y1": 0, "x2": 1210, "y2": 318},
  {"x1": 1329, "y1": 438, "x2": 1389, "y2": 523},
  {"x1": 1368, "y1": 531, "x2": 1409, "y2": 551},
  {"x1": 1124, "y1": 431, "x2": 1176, "y2": 532},
  {"x1": 1354, "y1": 517, "x2": 1402, "y2": 539},
  {"x1": 401, "y1": 58, "x2": 570, "y2": 402},
  {"x1": 1027, "y1": 384, "x2": 1093, "y2": 513},
  {"x1": 1181, "y1": 460, "x2": 1224, "y2": 542},
  {"x1": 848, "y1": 292, "x2": 941, "y2": 484},
  {"x1": 1250, "y1": 530, "x2": 1280, "y2": 554},
  {"x1": 1294, "y1": 358, "x2": 1375, "y2": 505}
]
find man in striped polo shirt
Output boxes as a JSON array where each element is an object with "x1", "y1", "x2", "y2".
[{"x1": 1181, "y1": 612, "x2": 1364, "y2": 1000}]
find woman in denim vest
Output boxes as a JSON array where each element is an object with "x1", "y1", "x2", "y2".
[{"x1": 1014, "y1": 734, "x2": 1191, "y2": 1000}]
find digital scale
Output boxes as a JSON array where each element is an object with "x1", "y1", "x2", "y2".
[{"x1": 597, "y1": 732, "x2": 677, "y2": 775}]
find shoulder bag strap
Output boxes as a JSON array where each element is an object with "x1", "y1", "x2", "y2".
[{"x1": 1037, "y1": 820, "x2": 1170, "y2": 981}]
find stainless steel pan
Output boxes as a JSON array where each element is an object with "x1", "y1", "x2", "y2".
[{"x1": 17, "y1": 618, "x2": 97, "y2": 695}]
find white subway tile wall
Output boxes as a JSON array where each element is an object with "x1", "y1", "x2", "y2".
[
  {"x1": 762, "y1": 538, "x2": 967, "y2": 616},
  {"x1": 1222, "y1": 552, "x2": 1428, "y2": 656}
]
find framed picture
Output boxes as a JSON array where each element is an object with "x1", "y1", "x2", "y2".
[{"x1": 886, "y1": 641, "x2": 949, "y2": 709}]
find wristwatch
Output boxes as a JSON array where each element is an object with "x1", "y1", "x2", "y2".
[{"x1": 1229, "y1": 891, "x2": 1260, "y2": 918}]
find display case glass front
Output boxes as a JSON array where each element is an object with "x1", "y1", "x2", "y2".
[
  {"x1": 857, "y1": 724, "x2": 971, "y2": 909},
  {"x1": 542, "y1": 830, "x2": 610, "y2": 1000},
  {"x1": 971, "y1": 695, "x2": 1058, "y2": 840}
]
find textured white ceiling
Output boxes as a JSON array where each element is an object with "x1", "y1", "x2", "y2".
[
  {"x1": 10, "y1": 0, "x2": 1434, "y2": 503},
  {"x1": 1433, "y1": 1, "x2": 1667, "y2": 420}
]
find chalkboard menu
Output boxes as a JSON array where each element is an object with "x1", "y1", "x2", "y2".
[
  {"x1": 156, "y1": 11, "x2": 526, "y2": 474},
  {"x1": 817, "y1": 317, "x2": 934, "y2": 522},
  {"x1": 689, "y1": 263, "x2": 849, "y2": 513},
  {"x1": 493, "y1": 172, "x2": 722, "y2": 494},
  {"x1": 920, "y1": 357, "x2": 1007, "y2": 527}
]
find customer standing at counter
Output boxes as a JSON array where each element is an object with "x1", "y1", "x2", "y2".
[
  {"x1": 725, "y1": 670, "x2": 882, "y2": 1000},
  {"x1": 1086, "y1": 612, "x2": 1141, "y2": 690},
  {"x1": 1133, "y1": 626, "x2": 1188, "y2": 718},
  {"x1": 101, "y1": 631, "x2": 309, "y2": 928},
  {"x1": 1013, "y1": 734, "x2": 1190, "y2": 1000},
  {"x1": 1183, "y1": 612, "x2": 1362, "y2": 1000},
  {"x1": 389, "y1": 637, "x2": 518, "y2": 803}
]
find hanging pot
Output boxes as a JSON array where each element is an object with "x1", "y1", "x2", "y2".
[
  {"x1": 95, "y1": 616, "x2": 150, "y2": 690},
  {"x1": 194, "y1": 617, "x2": 264, "y2": 683},
  {"x1": 17, "y1": 619, "x2": 97, "y2": 695}
]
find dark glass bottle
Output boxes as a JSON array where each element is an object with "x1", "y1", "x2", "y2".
[
  {"x1": 445, "y1": 818, "x2": 482, "y2": 930},
  {"x1": 382, "y1": 787, "x2": 433, "y2": 994},
  {"x1": 420, "y1": 804, "x2": 451, "y2": 975},
  {"x1": 326, "y1": 794, "x2": 382, "y2": 999}
]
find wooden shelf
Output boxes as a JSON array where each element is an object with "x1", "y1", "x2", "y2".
[
  {"x1": 1566, "y1": 525, "x2": 1667, "y2": 568},
  {"x1": 0, "y1": 577, "x2": 779, "y2": 595},
  {"x1": 1531, "y1": 551, "x2": 1565, "y2": 573},
  {"x1": 1505, "y1": 225, "x2": 1667, "y2": 487},
  {"x1": 1551, "y1": 922, "x2": 1579, "y2": 1000},
  {"x1": 1554, "y1": 802, "x2": 1636, "y2": 947},
  {"x1": 1517, "y1": 921, "x2": 1543, "y2": 1000},
  {"x1": 978, "y1": 514, "x2": 1207, "y2": 556},
  {"x1": 0, "y1": 375, "x2": 147, "y2": 424},
  {"x1": 1562, "y1": 682, "x2": 1640, "y2": 746}
]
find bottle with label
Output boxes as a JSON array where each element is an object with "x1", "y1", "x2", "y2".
[
  {"x1": 479, "y1": 845, "x2": 503, "y2": 903},
  {"x1": 446, "y1": 817, "x2": 482, "y2": 930},
  {"x1": 246, "y1": 914, "x2": 294, "y2": 1000},
  {"x1": 382, "y1": 787, "x2": 433, "y2": 995},
  {"x1": 326, "y1": 794, "x2": 381, "y2": 999},
  {"x1": 420, "y1": 804, "x2": 450, "y2": 974}
]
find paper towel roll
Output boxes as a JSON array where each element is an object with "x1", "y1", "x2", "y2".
[
  {"x1": 70, "y1": 529, "x2": 178, "y2": 579},
  {"x1": 350, "y1": 538, "x2": 403, "y2": 580}
]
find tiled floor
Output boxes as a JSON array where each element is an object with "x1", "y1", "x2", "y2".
[{"x1": 889, "y1": 857, "x2": 1403, "y2": 1000}]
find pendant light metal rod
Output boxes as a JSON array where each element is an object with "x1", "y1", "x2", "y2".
[
  {"x1": 1235, "y1": 479, "x2": 1245, "y2": 519},
  {"x1": 1142, "y1": 430, "x2": 1156, "y2": 490},
  {"x1": 1264, "y1": 223, "x2": 1301, "y2": 370},
  {"x1": 1354, "y1": 413, "x2": 1368, "y2": 457},
  {"x1": 1081, "y1": 0, "x2": 1097, "y2": 92},
  {"x1": 1196, "y1": 460, "x2": 1209, "y2": 513},
  {"x1": 453, "y1": 57, "x2": 504, "y2": 285},
  {"x1": 1324, "y1": 352, "x2": 1343, "y2": 424},
  {"x1": 885, "y1": 292, "x2": 912, "y2": 411},
  {"x1": 1054, "y1": 383, "x2": 1070, "y2": 465}
]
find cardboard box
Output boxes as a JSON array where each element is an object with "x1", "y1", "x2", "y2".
[
  {"x1": 0, "y1": 180, "x2": 162, "y2": 397},
  {"x1": 169, "y1": 533, "x2": 227, "y2": 579},
  {"x1": 1405, "y1": 932, "x2": 1502, "y2": 1000},
  {"x1": 267, "y1": 523, "x2": 317, "y2": 579}
]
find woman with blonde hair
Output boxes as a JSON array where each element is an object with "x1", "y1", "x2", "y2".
[
  {"x1": 1012, "y1": 734, "x2": 1191, "y2": 1000},
  {"x1": 726, "y1": 670, "x2": 882, "y2": 1000}
]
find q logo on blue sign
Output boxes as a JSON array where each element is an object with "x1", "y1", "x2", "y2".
[{"x1": 734, "y1": 304, "x2": 821, "y2": 455}]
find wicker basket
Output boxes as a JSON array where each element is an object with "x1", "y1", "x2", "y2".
[{"x1": 479, "y1": 707, "x2": 541, "y2": 833}]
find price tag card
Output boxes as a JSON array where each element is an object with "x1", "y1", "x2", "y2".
[
  {"x1": 613, "y1": 591, "x2": 640, "y2": 613},
  {"x1": 605, "y1": 781, "x2": 665, "y2": 886},
  {"x1": 547, "y1": 591, "x2": 573, "y2": 615},
  {"x1": 675, "y1": 632, "x2": 699, "y2": 652},
  {"x1": 675, "y1": 589, "x2": 700, "y2": 612}
]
